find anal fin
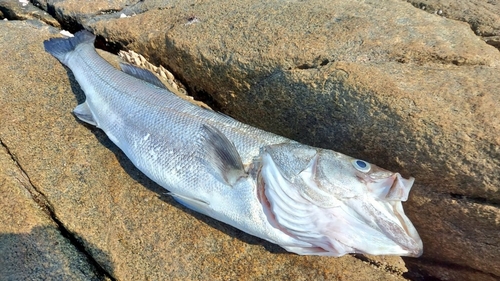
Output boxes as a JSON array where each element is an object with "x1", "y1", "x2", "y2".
[
  {"x1": 201, "y1": 124, "x2": 247, "y2": 186},
  {"x1": 73, "y1": 102, "x2": 96, "y2": 126},
  {"x1": 170, "y1": 192, "x2": 210, "y2": 215}
]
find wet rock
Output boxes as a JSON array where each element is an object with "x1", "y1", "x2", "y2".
[{"x1": 0, "y1": 20, "x2": 409, "y2": 280}]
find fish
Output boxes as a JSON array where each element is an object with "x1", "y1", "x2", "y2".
[{"x1": 43, "y1": 30, "x2": 423, "y2": 257}]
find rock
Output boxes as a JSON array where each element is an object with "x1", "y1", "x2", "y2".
[
  {"x1": 0, "y1": 0, "x2": 60, "y2": 27},
  {"x1": 84, "y1": 1, "x2": 499, "y2": 278},
  {"x1": 0, "y1": 127, "x2": 109, "y2": 279},
  {"x1": 407, "y1": 0, "x2": 500, "y2": 50},
  {"x1": 405, "y1": 0, "x2": 500, "y2": 49},
  {"x1": 0, "y1": 20, "x2": 409, "y2": 280},
  {"x1": 1, "y1": 0, "x2": 499, "y2": 279},
  {"x1": 484, "y1": 35, "x2": 500, "y2": 49}
]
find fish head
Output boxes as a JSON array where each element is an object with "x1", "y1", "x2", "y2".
[{"x1": 257, "y1": 143, "x2": 423, "y2": 257}]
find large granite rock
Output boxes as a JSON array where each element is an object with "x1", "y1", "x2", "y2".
[
  {"x1": 0, "y1": 0, "x2": 59, "y2": 26},
  {"x1": 405, "y1": 0, "x2": 500, "y2": 48},
  {"x1": 407, "y1": 0, "x2": 500, "y2": 39},
  {"x1": 0, "y1": 112, "x2": 109, "y2": 279},
  {"x1": 1, "y1": 0, "x2": 499, "y2": 279}
]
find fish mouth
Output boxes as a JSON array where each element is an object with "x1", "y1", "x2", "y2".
[
  {"x1": 337, "y1": 172, "x2": 423, "y2": 256},
  {"x1": 395, "y1": 205, "x2": 423, "y2": 256},
  {"x1": 367, "y1": 172, "x2": 415, "y2": 202},
  {"x1": 378, "y1": 198, "x2": 423, "y2": 257},
  {"x1": 366, "y1": 174, "x2": 422, "y2": 256},
  {"x1": 387, "y1": 174, "x2": 415, "y2": 201}
]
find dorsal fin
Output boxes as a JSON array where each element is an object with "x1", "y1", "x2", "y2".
[
  {"x1": 200, "y1": 124, "x2": 246, "y2": 186},
  {"x1": 119, "y1": 62, "x2": 167, "y2": 89}
]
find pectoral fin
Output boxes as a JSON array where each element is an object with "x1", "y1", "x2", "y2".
[
  {"x1": 73, "y1": 102, "x2": 96, "y2": 126},
  {"x1": 200, "y1": 124, "x2": 246, "y2": 186},
  {"x1": 119, "y1": 62, "x2": 167, "y2": 89}
]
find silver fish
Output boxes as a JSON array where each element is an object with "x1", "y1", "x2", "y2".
[{"x1": 44, "y1": 30, "x2": 423, "y2": 257}]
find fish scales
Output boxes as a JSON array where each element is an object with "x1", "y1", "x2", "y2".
[{"x1": 44, "y1": 30, "x2": 423, "y2": 257}]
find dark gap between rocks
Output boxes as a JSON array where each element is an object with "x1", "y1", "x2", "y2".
[
  {"x1": 351, "y1": 254, "x2": 406, "y2": 278},
  {"x1": 98, "y1": 9, "x2": 122, "y2": 15},
  {"x1": 0, "y1": 139, "x2": 116, "y2": 281},
  {"x1": 188, "y1": 88, "x2": 222, "y2": 111},
  {"x1": 43, "y1": 1, "x2": 84, "y2": 33},
  {"x1": 449, "y1": 193, "x2": 499, "y2": 206},
  {"x1": 404, "y1": 257, "x2": 500, "y2": 281}
]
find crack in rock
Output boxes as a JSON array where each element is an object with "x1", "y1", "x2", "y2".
[
  {"x1": 352, "y1": 254, "x2": 406, "y2": 277},
  {"x1": 0, "y1": 139, "x2": 116, "y2": 281},
  {"x1": 405, "y1": 257, "x2": 500, "y2": 281}
]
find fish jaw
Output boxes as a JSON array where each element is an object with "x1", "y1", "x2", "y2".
[
  {"x1": 345, "y1": 197, "x2": 423, "y2": 257},
  {"x1": 257, "y1": 143, "x2": 423, "y2": 257},
  {"x1": 362, "y1": 168, "x2": 415, "y2": 202}
]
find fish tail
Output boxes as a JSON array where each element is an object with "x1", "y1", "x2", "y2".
[{"x1": 43, "y1": 30, "x2": 96, "y2": 65}]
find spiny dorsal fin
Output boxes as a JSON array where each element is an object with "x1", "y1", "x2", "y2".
[
  {"x1": 73, "y1": 102, "x2": 97, "y2": 126},
  {"x1": 119, "y1": 62, "x2": 167, "y2": 89},
  {"x1": 200, "y1": 124, "x2": 246, "y2": 186}
]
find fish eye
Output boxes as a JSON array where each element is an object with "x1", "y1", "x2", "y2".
[{"x1": 352, "y1": 159, "x2": 371, "y2": 173}]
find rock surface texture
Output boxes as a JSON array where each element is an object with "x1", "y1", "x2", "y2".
[{"x1": 0, "y1": 0, "x2": 499, "y2": 280}]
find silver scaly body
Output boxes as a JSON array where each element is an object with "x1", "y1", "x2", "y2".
[{"x1": 44, "y1": 31, "x2": 423, "y2": 257}]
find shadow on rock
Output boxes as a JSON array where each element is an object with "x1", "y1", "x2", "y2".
[{"x1": 0, "y1": 225, "x2": 114, "y2": 280}]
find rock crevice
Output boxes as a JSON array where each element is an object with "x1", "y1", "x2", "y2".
[{"x1": 0, "y1": 139, "x2": 115, "y2": 281}]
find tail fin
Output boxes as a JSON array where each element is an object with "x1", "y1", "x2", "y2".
[{"x1": 43, "y1": 30, "x2": 96, "y2": 65}]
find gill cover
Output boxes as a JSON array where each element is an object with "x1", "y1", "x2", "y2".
[{"x1": 258, "y1": 143, "x2": 423, "y2": 257}]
